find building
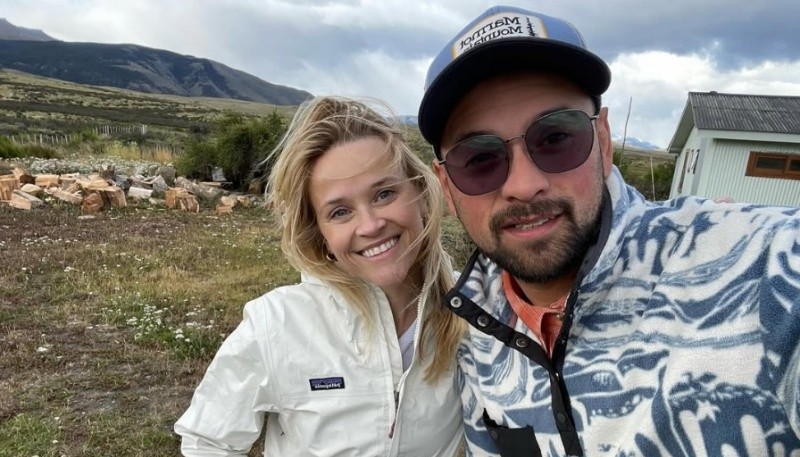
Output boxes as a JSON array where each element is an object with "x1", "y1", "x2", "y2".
[{"x1": 668, "y1": 92, "x2": 800, "y2": 206}]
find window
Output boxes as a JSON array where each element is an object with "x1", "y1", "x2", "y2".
[
  {"x1": 689, "y1": 149, "x2": 700, "y2": 173},
  {"x1": 677, "y1": 148, "x2": 690, "y2": 193},
  {"x1": 746, "y1": 151, "x2": 800, "y2": 180}
]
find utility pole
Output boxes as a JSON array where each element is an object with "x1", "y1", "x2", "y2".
[{"x1": 619, "y1": 96, "x2": 633, "y2": 165}]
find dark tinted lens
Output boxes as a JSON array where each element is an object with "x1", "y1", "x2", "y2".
[
  {"x1": 524, "y1": 110, "x2": 594, "y2": 173},
  {"x1": 445, "y1": 135, "x2": 509, "y2": 195}
]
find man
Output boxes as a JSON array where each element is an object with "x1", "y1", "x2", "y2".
[{"x1": 418, "y1": 5, "x2": 800, "y2": 456}]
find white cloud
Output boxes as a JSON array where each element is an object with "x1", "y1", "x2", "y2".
[
  {"x1": 2, "y1": 0, "x2": 800, "y2": 148},
  {"x1": 279, "y1": 50, "x2": 431, "y2": 115},
  {"x1": 605, "y1": 51, "x2": 800, "y2": 148}
]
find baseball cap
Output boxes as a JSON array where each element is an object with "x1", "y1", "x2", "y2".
[{"x1": 418, "y1": 5, "x2": 611, "y2": 157}]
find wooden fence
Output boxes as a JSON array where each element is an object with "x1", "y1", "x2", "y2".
[{"x1": 8, "y1": 124, "x2": 149, "y2": 145}]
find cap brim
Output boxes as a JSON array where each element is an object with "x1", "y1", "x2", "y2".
[{"x1": 418, "y1": 38, "x2": 611, "y2": 148}]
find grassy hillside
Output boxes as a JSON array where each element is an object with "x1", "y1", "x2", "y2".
[
  {"x1": 0, "y1": 69, "x2": 296, "y2": 130},
  {"x1": 0, "y1": 69, "x2": 300, "y2": 160}
]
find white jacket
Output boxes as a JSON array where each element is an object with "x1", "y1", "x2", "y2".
[{"x1": 174, "y1": 274, "x2": 464, "y2": 456}]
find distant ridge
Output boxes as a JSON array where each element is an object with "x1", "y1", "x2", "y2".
[
  {"x1": 0, "y1": 18, "x2": 55, "y2": 41},
  {"x1": 612, "y1": 134, "x2": 662, "y2": 151},
  {"x1": 0, "y1": 19, "x2": 312, "y2": 106}
]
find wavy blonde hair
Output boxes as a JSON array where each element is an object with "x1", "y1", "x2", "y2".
[{"x1": 266, "y1": 95, "x2": 464, "y2": 381}]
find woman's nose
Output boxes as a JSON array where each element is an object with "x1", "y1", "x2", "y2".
[{"x1": 355, "y1": 209, "x2": 387, "y2": 236}]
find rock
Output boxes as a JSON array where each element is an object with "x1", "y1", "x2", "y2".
[
  {"x1": 176, "y1": 177, "x2": 223, "y2": 202},
  {"x1": 156, "y1": 165, "x2": 176, "y2": 186},
  {"x1": 97, "y1": 164, "x2": 116, "y2": 180},
  {"x1": 20, "y1": 184, "x2": 43, "y2": 196},
  {"x1": 128, "y1": 187, "x2": 153, "y2": 200},
  {"x1": 114, "y1": 174, "x2": 131, "y2": 192},
  {"x1": 10, "y1": 190, "x2": 43, "y2": 210},
  {"x1": 131, "y1": 176, "x2": 150, "y2": 189},
  {"x1": 212, "y1": 167, "x2": 227, "y2": 182},
  {"x1": 236, "y1": 195, "x2": 253, "y2": 208},
  {"x1": 150, "y1": 175, "x2": 169, "y2": 197},
  {"x1": 133, "y1": 164, "x2": 157, "y2": 177}
]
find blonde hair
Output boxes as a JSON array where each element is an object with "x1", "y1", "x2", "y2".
[{"x1": 267, "y1": 96, "x2": 464, "y2": 381}]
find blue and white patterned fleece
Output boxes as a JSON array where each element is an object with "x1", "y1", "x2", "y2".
[{"x1": 451, "y1": 167, "x2": 800, "y2": 457}]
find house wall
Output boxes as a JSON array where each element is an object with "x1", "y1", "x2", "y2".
[{"x1": 697, "y1": 137, "x2": 800, "y2": 206}]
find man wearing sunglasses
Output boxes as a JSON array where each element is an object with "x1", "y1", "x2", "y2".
[{"x1": 418, "y1": 5, "x2": 800, "y2": 457}]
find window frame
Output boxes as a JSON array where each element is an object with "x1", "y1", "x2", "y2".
[{"x1": 746, "y1": 151, "x2": 800, "y2": 180}]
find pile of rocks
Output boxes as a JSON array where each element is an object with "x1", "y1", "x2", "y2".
[{"x1": 0, "y1": 159, "x2": 262, "y2": 214}]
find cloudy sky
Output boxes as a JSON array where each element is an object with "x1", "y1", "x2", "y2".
[{"x1": 2, "y1": 0, "x2": 800, "y2": 149}]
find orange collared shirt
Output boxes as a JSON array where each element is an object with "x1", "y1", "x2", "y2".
[{"x1": 502, "y1": 271, "x2": 567, "y2": 358}]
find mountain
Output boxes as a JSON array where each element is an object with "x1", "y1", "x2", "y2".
[
  {"x1": 396, "y1": 115, "x2": 418, "y2": 125},
  {"x1": 0, "y1": 18, "x2": 55, "y2": 41},
  {"x1": 0, "y1": 23, "x2": 312, "y2": 106},
  {"x1": 612, "y1": 135, "x2": 661, "y2": 151}
]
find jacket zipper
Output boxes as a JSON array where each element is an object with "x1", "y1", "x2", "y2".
[{"x1": 389, "y1": 280, "x2": 426, "y2": 439}]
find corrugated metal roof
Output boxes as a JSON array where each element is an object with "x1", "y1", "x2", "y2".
[{"x1": 689, "y1": 92, "x2": 800, "y2": 134}]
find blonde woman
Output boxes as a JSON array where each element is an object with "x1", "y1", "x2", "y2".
[{"x1": 175, "y1": 96, "x2": 465, "y2": 456}]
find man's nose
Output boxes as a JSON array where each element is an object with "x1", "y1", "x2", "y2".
[{"x1": 499, "y1": 140, "x2": 550, "y2": 201}]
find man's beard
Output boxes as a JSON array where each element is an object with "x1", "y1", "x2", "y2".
[{"x1": 481, "y1": 197, "x2": 602, "y2": 284}]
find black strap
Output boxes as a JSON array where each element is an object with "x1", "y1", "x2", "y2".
[
  {"x1": 445, "y1": 260, "x2": 583, "y2": 455},
  {"x1": 482, "y1": 410, "x2": 542, "y2": 457}
]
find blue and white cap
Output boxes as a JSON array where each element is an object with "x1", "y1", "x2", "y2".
[{"x1": 418, "y1": 5, "x2": 611, "y2": 156}]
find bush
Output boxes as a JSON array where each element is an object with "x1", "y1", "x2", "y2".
[
  {"x1": 0, "y1": 135, "x2": 22, "y2": 159},
  {"x1": 20, "y1": 144, "x2": 60, "y2": 159},
  {"x1": 177, "y1": 111, "x2": 287, "y2": 190},
  {"x1": 116, "y1": 131, "x2": 148, "y2": 146},
  {"x1": 0, "y1": 136, "x2": 60, "y2": 159},
  {"x1": 79, "y1": 128, "x2": 100, "y2": 142},
  {"x1": 652, "y1": 161, "x2": 676, "y2": 201},
  {"x1": 177, "y1": 138, "x2": 217, "y2": 181},
  {"x1": 613, "y1": 151, "x2": 676, "y2": 201}
]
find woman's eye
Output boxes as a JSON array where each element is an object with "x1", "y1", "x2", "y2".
[
  {"x1": 330, "y1": 208, "x2": 350, "y2": 219},
  {"x1": 376, "y1": 189, "x2": 395, "y2": 201}
]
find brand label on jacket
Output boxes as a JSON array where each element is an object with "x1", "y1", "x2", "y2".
[{"x1": 309, "y1": 377, "x2": 345, "y2": 391}]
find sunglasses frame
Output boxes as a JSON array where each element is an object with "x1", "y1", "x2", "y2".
[{"x1": 438, "y1": 109, "x2": 599, "y2": 196}]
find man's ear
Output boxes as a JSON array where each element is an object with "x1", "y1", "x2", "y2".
[
  {"x1": 432, "y1": 160, "x2": 457, "y2": 216},
  {"x1": 597, "y1": 107, "x2": 614, "y2": 178}
]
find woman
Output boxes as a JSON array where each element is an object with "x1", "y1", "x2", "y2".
[{"x1": 174, "y1": 96, "x2": 465, "y2": 456}]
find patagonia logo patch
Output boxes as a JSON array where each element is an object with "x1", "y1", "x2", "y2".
[{"x1": 309, "y1": 377, "x2": 345, "y2": 391}]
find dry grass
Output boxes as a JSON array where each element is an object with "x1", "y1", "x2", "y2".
[
  {"x1": 0, "y1": 204, "x2": 298, "y2": 456},
  {"x1": 0, "y1": 202, "x2": 473, "y2": 456}
]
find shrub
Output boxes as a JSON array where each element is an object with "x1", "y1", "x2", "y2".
[
  {"x1": 0, "y1": 136, "x2": 60, "y2": 159},
  {"x1": 79, "y1": 128, "x2": 100, "y2": 142},
  {"x1": 0, "y1": 135, "x2": 22, "y2": 159},
  {"x1": 177, "y1": 111, "x2": 287, "y2": 190},
  {"x1": 177, "y1": 138, "x2": 217, "y2": 181},
  {"x1": 115, "y1": 131, "x2": 148, "y2": 146},
  {"x1": 20, "y1": 144, "x2": 60, "y2": 159}
]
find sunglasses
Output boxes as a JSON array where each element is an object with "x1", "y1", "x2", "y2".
[{"x1": 438, "y1": 109, "x2": 599, "y2": 195}]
